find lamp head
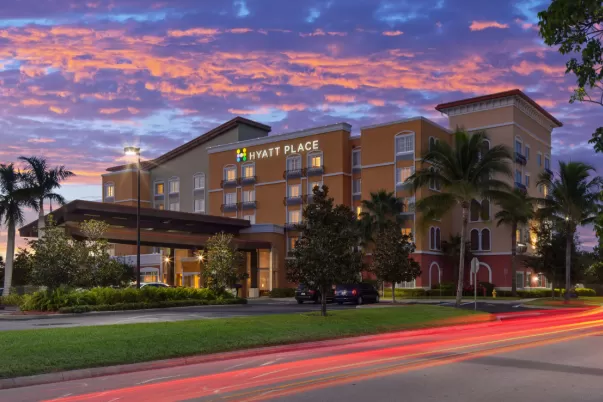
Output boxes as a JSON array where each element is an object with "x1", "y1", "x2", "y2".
[{"x1": 124, "y1": 146, "x2": 141, "y2": 156}]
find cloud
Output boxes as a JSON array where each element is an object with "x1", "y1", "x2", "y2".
[
  {"x1": 382, "y1": 30, "x2": 403, "y2": 36},
  {"x1": 512, "y1": 60, "x2": 565, "y2": 76},
  {"x1": 27, "y1": 137, "x2": 55, "y2": 143},
  {"x1": 325, "y1": 94, "x2": 356, "y2": 103},
  {"x1": 469, "y1": 21, "x2": 509, "y2": 31}
]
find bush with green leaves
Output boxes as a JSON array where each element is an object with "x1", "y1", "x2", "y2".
[
  {"x1": 20, "y1": 286, "x2": 232, "y2": 312},
  {"x1": 269, "y1": 288, "x2": 295, "y2": 298},
  {"x1": 58, "y1": 298, "x2": 247, "y2": 314}
]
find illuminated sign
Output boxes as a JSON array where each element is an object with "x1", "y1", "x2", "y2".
[
  {"x1": 236, "y1": 148, "x2": 247, "y2": 162},
  {"x1": 243, "y1": 140, "x2": 319, "y2": 161}
]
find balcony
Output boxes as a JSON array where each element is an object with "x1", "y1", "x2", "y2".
[
  {"x1": 220, "y1": 203, "x2": 238, "y2": 213},
  {"x1": 283, "y1": 196, "x2": 303, "y2": 206},
  {"x1": 514, "y1": 182, "x2": 527, "y2": 193},
  {"x1": 240, "y1": 175, "x2": 257, "y2": 185},
  {"x1": 306, "y1": 165, "x2": 324, "y2": 176},
  {"x1": 239, "y1": 200, "x2": 257, "y2": 210},
  {"x1": 515, "y1": 152, "x2": 527, "y2": 166},
  {"x1": 283, "y1": 169, "x2": 304, "y2": 179},
  {"x1": 284, "y1": 222, "x2": 301, "y2": 231},
  {"x1": 545, "y1": 168, "x2": 553, "y2": 176},
  {"x1": 352, "y1": 193, "x2": 361, "y2": 201},
  {"x1": 401, "y1": 202, "x2": 415, "y2": 214},
  {"x1": 220, "y1": 178, "x2": 239, "y2": 188}
]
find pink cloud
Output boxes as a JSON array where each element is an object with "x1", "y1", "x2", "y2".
[
  {"x1": 469, "y1": 21, "x2": 509, "y2": 31},
  {"x1": 512, "y1": 60, "x2": 565, "y2": 76},
  {"x1": 27, "y1": 138, "x2": 56, "y2": 143},
  {"x1": 382, "y1": 31, "x2": 404, "y2": 36}
]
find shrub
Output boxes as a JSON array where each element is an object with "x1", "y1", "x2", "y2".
[
  {"x1": 20, "y1": 286, "x2": 228, "y2": 311},
  {"x1": 0, "y1": 294, "x2": 25, "y2": 306},
  {"x1": 269, "y1": 288, "x2": 295, "y2": 298},
  {"x1": 383, "y1": 288, "x2": 427, "y2": 298},
  {"x1": 479, "y1": 282, "x2": 496, "y2": 297},
  {"x1": 576, "y1": 288, "x2": 596, "y2": 296},
  {"x1": 57, "y1": 298, "x2": 247, "y2": 314}
]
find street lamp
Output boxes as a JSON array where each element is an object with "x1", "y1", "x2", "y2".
[{"x1": 124, "y1": 146, "x2": 142, "y2": 289}]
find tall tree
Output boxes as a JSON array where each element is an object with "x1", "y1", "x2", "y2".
[
  {"x1": 370, "y1": 222, "x2": 420, "y2": 303},
  {"x1": 0, "y1": 164, "x2": 37, "y2": 296},
  {"x1": 538, "y1": 0, "x2": 603, "y2": 153},
  {"x1": 203, "y1": 232, "x2": 243, "y2": 295},
  {"x1": 18, "y1": 156, "x2": 74, "y2": 238},
  {"x1": 441, "y1": 234, "x2": 473, "y2": 287},
  {"x1": 409, "y1": 130, "x2": 512, "y2": 307},
  {"x1": 286, "y1": 185, "x2": 363, "y2": 316},
  {"x1": 494, "y1": 189, "x2": 536, "y2": 296},
  {"x1": 359, "y1": 190, "x2": 404, "y2": 244},
  {"x1": 538, "y1": 161, "x2": 602, "y2": 300}
]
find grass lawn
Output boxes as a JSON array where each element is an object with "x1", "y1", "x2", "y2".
[
  {"x1": 524, "y1": 297, "x2": 603, "y2": 308},
  {"x1": 381, "y1": 296, "x2": 521, "y2": 300},
  {"x1": 0, "y1": 305, "x2": 487, "y2": 379}
]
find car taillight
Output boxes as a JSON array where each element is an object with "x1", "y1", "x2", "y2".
[
  {"x1": 309, "y1": 290, "x2": 315, "y2": 294},
  {"x1": 352, "y1": 289, "x2": 357, "y2": 296}
]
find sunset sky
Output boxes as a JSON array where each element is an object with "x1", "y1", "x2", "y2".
[{"x1": 0, "y1": 0, "x2": 601, "y2": 255}]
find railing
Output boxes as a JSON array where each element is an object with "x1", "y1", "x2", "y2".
[
  {"x1": 283, "y1": 168, "x2": 305, "y2": 179},
  {"x1": 283, "y1": 196, "x2": 303, "y2": 206},
  {"x1": 306, "y1": 165, "x2": 325, "y2": 176},
  {"x1": 239, "y1": 200, "x2": 257, "y2": 210},
  {"x1": 240, "y1": 175, "x2": 257, "y2": 185},
  {"x1": 515, "y1": 152, "x2": 527, "y2": 166},
  {"x1": 284, "y1": 222, "x2": 300, "y2": 231},
  {"x1": 514, "y1": 182, "x2": 527, "y2": 193},
  {"x1": 220, "y1": 203, "x2": 238, "y2": 212},
  {"x1": 220, "y1": 178, "x2": 240, "y2": 188}
]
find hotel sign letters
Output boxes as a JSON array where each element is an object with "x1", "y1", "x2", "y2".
[{"x1": 244, "y1": 140, "x2": 319, "y2": 161}]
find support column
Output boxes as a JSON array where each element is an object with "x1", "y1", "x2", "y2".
[
  {"x1": 250, "y1": 250, "x2": 258, "y2": 289},
  {"x1": 167, "y1": 247, "x2": 175, "y2": 287}
]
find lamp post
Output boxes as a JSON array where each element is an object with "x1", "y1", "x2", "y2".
[{"x1": 124, "y1": 146, "x2": 142, "y2": 289}]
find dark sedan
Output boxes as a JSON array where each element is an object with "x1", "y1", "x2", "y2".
[
  {"x1": 335, "y1": 283, "x2": 380, "y2": 305},
  {"x1": 295, "y1": 284, "x2": 334, "y2": 304}
]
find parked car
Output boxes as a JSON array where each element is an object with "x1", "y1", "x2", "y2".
[
  {"x1": 335, "y1": 283, "x2": 380, "y2": 305},
  {"x1": 130, "y1": 282, "x2": 170, "y2": 289},
  {"x1": 295, "y1": 284, "x2": 334, "y2": 304}
]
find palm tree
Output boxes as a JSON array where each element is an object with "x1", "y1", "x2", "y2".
[
  {"x1": 359, "y1": 190, "x2": 404, "y2": 244},
  {"x1": 0, "y1": 164, "x2": 37, "y2": 296},
  {"x1": 494, "y1": 189, "x2": 535, "y2": 296},
  {"x1": 408, "y1": 129, "x2": 513, "y2": 307},
  {"x1": 441, "y1": 234, "x2": 473, "y2": 287},
  {"x1": 18, "y1": 156, "x2": 74, "y2": 238},
  {"x1": 538, "y1": 161, "x2": 602, "y2": 301}
]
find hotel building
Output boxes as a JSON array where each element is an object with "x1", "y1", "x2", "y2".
[{"x1": 20, "y1": 90, "x2": 562, "y2": 296}]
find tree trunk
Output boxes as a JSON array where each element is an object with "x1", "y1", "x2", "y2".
[
  {"x1": 551, "y1": 279, "x2": 555, "y2": 299},
  {"x1": 564, "y1": 226, "x2": 572, "y2": 302},
  {"x1": 320, "y1": 285, "x2": 327, "y2": 317},
  {"x1": 37, "y1": 199, "x2": 45, "y2": 239},
  {"x1": 455, "y1": 206, "x2": 469, "y2": 307},
  {"x1": 2, "y1": 223, "x2": 16, "y2": 296},
  {"x1": 392, "y1": 282, "x2": 396, "y2": 304},
  {"x1": 511, "y1": 222, "x2": 517, "y2": 297}
]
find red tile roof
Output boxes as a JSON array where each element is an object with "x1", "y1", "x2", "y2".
[
  {"x1": 434, "y1": 89, "x2": 562, "y2": 127},
  {"x1": 106, "y1": 117, "x2": 271, "y2": 172}
]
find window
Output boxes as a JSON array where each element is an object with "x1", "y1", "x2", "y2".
[
  {"x1": 544, "y1": 156, "x2": 550, "y2": 170},
  {"x1": 288, "y1": 209, "x2": 301, "y2": 224},
  {"x1": 168, "y1": 178, "x2": 179, "y2": 194},
  {"x1": 169, "y1": 201, "x2": 179, "y2": 211},
  {"x1": 244, "y1": 214, "x2": 256, "y2": 224},
  {"x1": 309, "y1": 181, "x2": 321, "y2": 193},
  {"x1": 401, "y1": 227, "x2": 412, "y2": 237},
  {"x1": 470, "y1": 199, "x2": 480, "y2": 222},
  {"x1": 287, "y1": 155, "x2": 301, "y2": 171},
  {"x1": 224, "y1": 166, "x2": 236, "y2": 181},
  {"x1": 481, "y1": 229, "x2": 491, "y2": 251},
  {"x1": 243, "y1": 190, "x2": 255, "y2": 202},
  {"x1": 157, "y1": 203, "x2": 164, "y2": 210},
  {"x1": 515, "y1": 170, "x2": 522, "y2": 183},
  {"x1": 194, "y1": 199, "x2": 205, "y2": 213},
  {"x1": 525, "y1": 145, "x2": 530, "y2": 160},
  {"x1": 356, "y1": 206, "x2": 362, "y2": 219},
  {"x1": 225, "y1": 192, "x2": 236, "y2": 205},
  {"x1": 287, "y1": 236, "x2": 299, "y2": 252},
  {"x1": 288, "y1": 184, "x2": 301, "y2": 198},
  {"x1": 429, "y1": 167, "x2": 441, "y2": 191},
  {"x1": 525, "y1": 174, "x2": 530, "y2": 187},
  {"x1": 395, "y1": 134, "x2": 414, "y2": 154},
  {"x1": 537, "y1": 153, "x2": 542, "y2": 166},
  {"x1": 309, "y1": 153, "x2": 322, "y2": 168},
  {"x1": 105, "y1": 183, "x2": 115, "y2": 198},
  {"x1": 352, "y1": 149, "x2": 361, "y2": 167},
  {"x1": 242, "y1": 164, "x2": 254, "y2": 178},
  {"x1": 429, "y1": 227, "x2": 441, "y2": 250},
  {"x1": 154, "y1": 182, "x2": 164, "y2": 195},
  {"x1": 353, "y1": 179, "x2": 361, "y2": 195},
  {"x1": 193, "y1": 174, "x2": 205, "y2": 190},
  {"x1": 429, "y1": 137, "x2": 439, "y2": 151},
  {"x1": 515, "y1": 139, "x2": 522, "y2": 154},
  {"x1": 470, "y1": 229, "x2": 480, "y2": 251},
  {"x1": 481, "y1": 199, "x2": 490, "y2": 220},
  {"x1": 543, "y1": 184, "x2": 548, "y2": 197},
  {"x1": 396, "y1": 166, "x2": 414, "y2": 184},
  {"x1": 516, "y1": 272, "x2": 525, "y2": 289}
]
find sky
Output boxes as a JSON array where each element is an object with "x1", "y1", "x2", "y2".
[{"x1": 0, "y1": 0, "x2": 601, "y2": 256}]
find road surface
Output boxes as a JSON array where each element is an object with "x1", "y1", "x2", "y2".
[{"x1": 1, "y1": 307, "x2": 601, "y2": 401}]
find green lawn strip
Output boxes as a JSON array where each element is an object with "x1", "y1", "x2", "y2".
[
  {"x1": 0, "y1": 305, "x2": 485, "y2": 379},
  {"x1": 524, "y1": 297, "x2": 603, "y2": 307}
]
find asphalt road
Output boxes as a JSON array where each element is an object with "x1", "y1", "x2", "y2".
[{"x1": 1, "y1": 307, "x2": 600, "y2": 402}]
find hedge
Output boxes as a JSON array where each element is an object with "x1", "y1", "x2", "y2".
[
  {"x1": 58, "y1": 298, "x2": 247, "y2": 314},
  {"x1": 0, "y1": 294, "x2": 25, "y2": 306},
  {"x1": 20, "y1": 286, "x2": 234, "y2": 312},
  {"x1": 382, "y1": 287, "x2": 597, "y2": 299},
  {"x1": 269, "y1": 288, "x2": 296, "y2": 298}
]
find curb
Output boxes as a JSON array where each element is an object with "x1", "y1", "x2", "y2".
[
  {"x1": 0, "y1": 303, "x2": 249, "y2": 321},
  {"x1": 0, "y1": 316, "x2": 498, "y2": 390}
]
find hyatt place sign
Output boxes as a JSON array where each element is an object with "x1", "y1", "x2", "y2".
[{"x1": 237, "y1": 140, "x2": 319, "y2": 162}]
